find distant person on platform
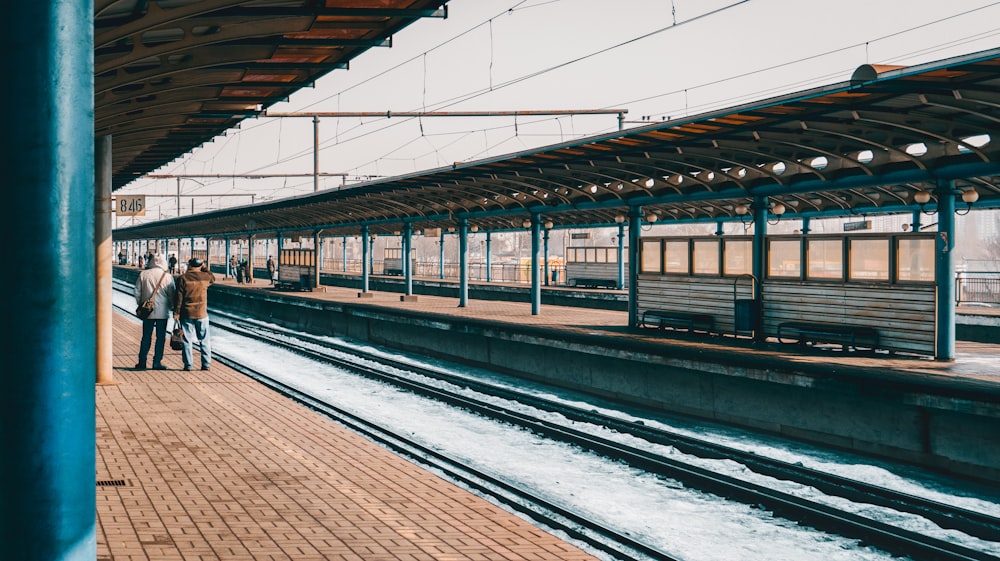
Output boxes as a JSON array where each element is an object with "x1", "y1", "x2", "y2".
[
  {"x1": 134, "y1": 253, "x2": 176, "y2": 370},
  {"x1": 229, "y1": 255, "x2": 238, "y2": 281},
  {"x1": 168, "y1": 253, "x2": 177, "y2": 274},
  {"x1": 266, "y1": 256, "x2": 276, "y2": 285},
  {"x1": 174, "y1": 257, "x2": 216, "y2": 371}
]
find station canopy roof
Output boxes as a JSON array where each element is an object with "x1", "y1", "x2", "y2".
[
  {"x1": 114, "y1": 44, "x2": 1000, "y2": 242},
  {"x1": 98, "y1": 0, "x2": 449, "y2": 189}
]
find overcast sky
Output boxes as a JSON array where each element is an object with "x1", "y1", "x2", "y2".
[{"x1": 117, "y1": 0, "x2": 1000, "y2": 222}]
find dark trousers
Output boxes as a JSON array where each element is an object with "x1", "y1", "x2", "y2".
[{"x1": 138, "y1": 318, "x2": 168, "y2": 365}]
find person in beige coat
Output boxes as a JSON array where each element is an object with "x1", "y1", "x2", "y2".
[{"x1": 133, "y1": 253, "x2": 176, "y2": 370}]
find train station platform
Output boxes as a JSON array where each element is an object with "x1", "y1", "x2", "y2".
[
  {"x1": 112, "y1": 266, "x2": 1000, "y2": 484},
  {"x1": 98, "y1": 311, "x2": 600, "y2": 560}
]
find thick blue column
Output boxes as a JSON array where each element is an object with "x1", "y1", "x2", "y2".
[
  {"x1": 617, "y1": 222, "x2": 626, "y2": 289},
  {"x1": 342, "y1": 238, "x2": 347, "y2": 272},
  {"x1": 403, "y1": 223, "x2": 413, "y2": 296},
  {"x1": 485, "y1": 232, "x2": 493, "y2": 282},
  {"x1": 627, "y1": 207, "x2": 641, "y2": 326},
  {"x1": 1, "y1": 2, "x2": 96, "y2": 559},
  {"x1": 543, "y1": 227, "x2": 550, "y2": 286},
  {"x1": 459, "y1": 220, "x2": 469, "y2": 307},
  {"x1": 530, "y1": 216, "x2": 541, "y2": 315},
  {"x1": 935, "y1": 181, "x2": 956, "y2": 360},
  {"x1": 439, "y1": 231, "x2": 445, "y2": 279},
  {"x1": 752, "y1": 196, "x2": 767, "y2": 302},
  {"x1": 361, "y1": 225, "x2": 370, "y2": 292},
  {"x1": 225, "y1": 238, "x2": 232, "y2": 278}
]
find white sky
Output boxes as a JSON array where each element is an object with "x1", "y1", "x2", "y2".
[{"x1": 117, "y1": 0, "x2": 1000, "y2": 222}]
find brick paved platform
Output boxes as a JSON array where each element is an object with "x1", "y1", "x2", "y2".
[{"x1": 98, "y1": 311, "x2": 599, "y2": 560}]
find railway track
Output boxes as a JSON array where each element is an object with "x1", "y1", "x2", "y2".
[{"x1": 209, "y1": 310, "x2": 1000, "y2": 561}]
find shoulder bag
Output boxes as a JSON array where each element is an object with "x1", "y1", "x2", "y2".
[{"x1": 136, "y1": 270, "x2": 169, "y2": 320}]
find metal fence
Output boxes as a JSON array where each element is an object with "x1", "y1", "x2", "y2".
[{"x1": 957, "y1": 272, "x2": 1000, "y2": 305}]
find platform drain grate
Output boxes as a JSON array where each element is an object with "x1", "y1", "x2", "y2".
[{"x1": 96, "y1": 479, "x2": 127, "y2": 487}]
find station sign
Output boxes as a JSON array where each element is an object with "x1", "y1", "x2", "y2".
[
  {"x1": 571, "y1": 233, "x2": 591, "y2": 239},
  {"x1": 843, "y1": 220, "x2": 872, "y2": 231},
  {"x1": 115, "y1": 195, "x2": 146, "y2": 216}
]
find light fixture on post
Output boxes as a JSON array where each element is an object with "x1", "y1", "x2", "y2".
[
  {"x1": 767, "y1": 201, "x2": 786, "y2": 225},
  {"x1": 913, "y1": 190, "x2": 934, "y2": 214},
  {"x1": 544, "y1": 220, "x2": 554, "y2": 230},
  {"x1": 522, "y1": 219, "x2": 531, "y2": 229},
  {"x1": 734, "y1": 203, "x2": 752, "y2": 225},
  {"x1": 614, "y1": 214, "x2": 626, "y2": 225},
  {"x1": 640, "y1": 211, "x2": 658, "y2": 231},
  {"x1": 956, "y1": 189, "x2": 979, "y2": 216},
  {"x1": 470, "y1": 224, "x2": 479, "y2": 233}
]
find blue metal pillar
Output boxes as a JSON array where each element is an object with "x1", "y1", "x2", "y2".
[
  {"x1": 361, "y1": 226, "x2": 371, "y2": 292},
  {"x1": 2, "y1": 2, "x2": 96, "y2": 558},
  {"x1": 531, "y1": 215, "x2": 541, "y2": 315},
  {"x1": 801, "y1": 217, "x2": 811, "y2": 235},
  {"x1": 439, "y1": 230, "x2": 445, "y2": 279},
  {"x1": 403, "y1": 223, "x2": 413, "y2": 296},
  {"x1": 752, "y1": 196, "x2": 767, "y2": 302},
  {"x1": 935, "y1": 181, "x2": 956, "y2": 360},
  {"x1": 342, "y1": 238, "x2": 348, "y2": 272},
  {"x1": 458, "y1": 220, "x2": 469, "y2": 307},
  {"x1": 911, "y1": 210, "x2": 921, "y2": 231},
  {"x1": 485, "y1": 232, "x2": 493, "y2": 282},
  {"x1": 225, "y1": 238, "x2": 232, "y2": 278},
  {"x1": 543, "y1": 227, "x2": 550, "y2": 286},
  {"x1": 627, "y1": 207, "x2": 641, "y2": 326},
  {"x1": 617, "y1": 222, "x2": 625, "y2": 289}
]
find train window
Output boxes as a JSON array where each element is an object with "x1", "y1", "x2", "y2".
[
  {"x1": 585, "y1": 248, "x2": 597, "y2": 263},
  {"x1": 768, "y1": 239, "x2": 801, "y2": 278},
  {"x1": 641, "y1": 240, "x2": 662, "y2": 273},
  {"x1": 848, "y1": 238, "x2": 889, "y2": 281},
  {"x1": 724, "y1": 239, "x2": 752, "y2": 276},
  {"x1": 664, "y1": 240, "x2": 688, "y2": 274},
  {"x1": 806, "y1": 239, "x2": 843, "y2": 279},
  {"x1": 693, "y1": 240, "x2": 720, "y2": 275},
  {"x1": 896, "y1": 237, "x2": 934, "y2": 282},
  {"x1": 595, "y1": 248, "x2": 608, "y2": 263},
  {"x1": 606, "y1": 248, "x2": 618, "y2": 263}
]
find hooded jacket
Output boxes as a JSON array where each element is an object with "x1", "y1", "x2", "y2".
[{"x1": 134, "y1": 254, "x2": 176, "y2": 320}]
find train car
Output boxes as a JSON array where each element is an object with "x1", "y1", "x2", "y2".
[
  {"x1": 382, "y1": 247, "x2": 416, "y2": 276},
  {"x1": 564, "y1": 246, "x2": 628, "y2": 289},
  {"x1": 276, "y1": 248, "x2": 315, "y2": 291}
]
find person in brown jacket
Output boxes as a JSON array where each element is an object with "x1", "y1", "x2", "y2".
[{"x1": 173, "y1": 257, "x2": 216, "y2": 371}]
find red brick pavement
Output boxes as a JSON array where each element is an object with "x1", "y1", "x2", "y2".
[{"x1": 98, "y1": 312, "x2": 599, "y2": 560}]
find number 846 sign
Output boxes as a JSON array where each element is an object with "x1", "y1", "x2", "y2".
[{"x1": 116, "y1": 195, "x2": 146, "y2": 216}]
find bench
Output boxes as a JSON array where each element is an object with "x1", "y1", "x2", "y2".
[
  {"x1": 640, "y1": 310, "x2": 715, "y2": 334},
  {"x1": 777, "y1": 321, "x2": 879, "y2": 351},
  {"x1": 571, "y1": 277, "x2": 619, "y2": 289}
]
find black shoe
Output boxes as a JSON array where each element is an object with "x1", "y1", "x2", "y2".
[
  {"x1": 135, "y1": 362, "x2": 146, "y2": 370},
  {"x1": 152, "y1": 363, "x2": 167, "y2": 370},
  {"x1": 183, "y1": 366, "x2": 192, "y2": 371},
  {"x1": 201, "y1": 366, "x2": 210, "y2": 371}
]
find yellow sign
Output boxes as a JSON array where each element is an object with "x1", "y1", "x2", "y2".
[{"x1": 116, "y1": 195, "x2": 146, "y2": 216}]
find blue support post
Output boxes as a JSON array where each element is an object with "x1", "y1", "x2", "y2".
[
  {"x1": 225, "y1": 238, "x2": 232, "y2": 278},
  {"x1": 801, "y1": 217, "x2": 811, "y2": 235},
  {"x1": 361, "y1": 225, "x2": 370, "y2": 293},
  {"x1": 617, "y1": 222, "x2": 626, "y2": 289},
  {"x1": 485, "y1": 232, "x2": 493, "y2": 282},
  {"x1": 935, "y1": 181, "x2": 956, "y2": 360},
  {"x1": 439, "y1": 230, "x2": 445, "y2": 279},
  {"x1": 627, "y1": 207, "x2": 641, "y2": 326},
  {"x1": 403, "y1": 223, "x2": 413, "y2": 296},
  {"x1": 543, "y1": 227, "x2": 550, "y2": 286},
  {"x1": 342, "y1": 237, "x2": 347, "y2": 272},
  {"x1": 531, "y1": 215, "x2": 541, "y2": 315},
  {"x1": 459, "y1": 220, "x2": 469, "y2": 307},
  {"x1": 752, "y1": 196, "x2": 767, "y2": 303},
  {"x1": 2, "y1": 2, "x2": 96, "y2": 558}
]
